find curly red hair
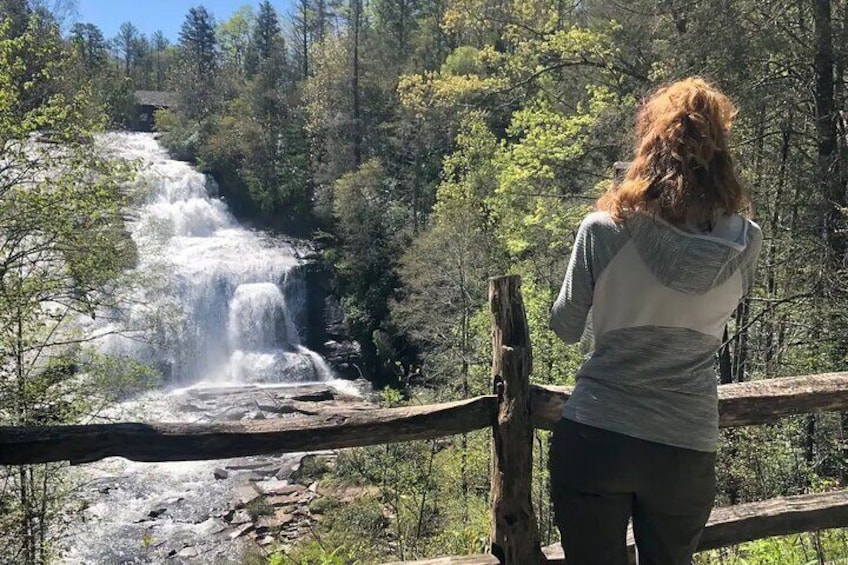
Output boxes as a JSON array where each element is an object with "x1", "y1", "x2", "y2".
[{"x1": 598, "y1": 77, "x2": 750, "y2": 225}]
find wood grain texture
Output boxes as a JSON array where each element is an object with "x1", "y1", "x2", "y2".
[
  {"x1": 0, "y1": 396, "x2": 497, "y2": 465},
  {"x1": 488, "y1": 275, "x2": 542, "y2": 564},
  {"x1": 530, "y1": 372, "x2": 848, "y2": 431},
  {"x1": 697, "y1": 489, "x2": 848, "y2": 550},
  {"x1": 5, "y1": 374, "x2": 848, "y2": 466}
]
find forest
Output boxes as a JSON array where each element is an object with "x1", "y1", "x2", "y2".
[{"x1": 2, "y1": 0, "x2": 848, "y2": 563}]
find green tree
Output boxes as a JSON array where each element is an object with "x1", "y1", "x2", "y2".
[
  {"x1": 151, "y1": 30, "x2": 171, "y2": 90},
  {"x1": 0, "y1": 0, "x2": 31, "y2": 37},
  {"x1": 113, "y1": 21, "x2": 139, "y2": 76},
  {"x1": 394, "y1": 112, "x2": 503, "y2": 395},
  {"x1": 217, "y1": 5, "x2": 253, "y2": 79},
  {"x1": 331, "y1": 160, "x2": 401, "y2": 379},
  {"x1": 69, "y1": 22, "x2": 107, "y2": 71},
  {"x1": 176, "y1": 5, "x2": 218, "y2": 120},
  {"x1": 0, "y1": 12, "x2": 151, "y2": 564},
  {"x1": 373, "y1": 0, "x2": 421, "y2": 68},
  {"x1": 290, "y1": 0, "x2": 313, "y2": 78},
  {"x1": 246, "y1": 0, "x2": 283, "y2": 77}
]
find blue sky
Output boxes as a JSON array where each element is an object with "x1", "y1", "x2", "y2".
[{"x1": 74, "y1": 1, "x2": 294, "y2": 42}]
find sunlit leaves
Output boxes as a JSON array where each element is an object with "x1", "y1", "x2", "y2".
[{"x1": 0, "y1": 11, "x2": 139, "y2": 426}]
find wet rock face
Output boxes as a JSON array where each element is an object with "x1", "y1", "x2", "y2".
[
  {"x1": 303, "y1": 262, "x2": 363, "y2": 379},
  {"x1": 324, "y1": 295, "x2": 347, "y2": 339},
  {"x1": 322, "y1": 339, "x2": 364, "y2": 380},
  {"x1": 60, "y1": 383, "x2": 371, "y2": 564}
]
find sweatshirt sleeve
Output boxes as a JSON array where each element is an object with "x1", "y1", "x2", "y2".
[
  {"x1": 550, "y1": 217, "x2": 595, "y2": 344},
  {"x1": 741, "y1": 221, "x2": 763, "y2": 295}
]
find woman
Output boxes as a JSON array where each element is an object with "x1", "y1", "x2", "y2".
[{"x1": 548, "y1": 78, "x2": 762, "y2": 565}]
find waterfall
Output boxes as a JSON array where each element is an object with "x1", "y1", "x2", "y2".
[
  {"x1": 56, "y1": 133, "x2": 350, "y2": 565},
  {"x1": 94, "y1": 132, "x2": 332, "y2": 385}
]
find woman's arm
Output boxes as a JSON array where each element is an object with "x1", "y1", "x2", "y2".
[{"x1": 550, "y1": 218, "x2": 595, "y2": 344}]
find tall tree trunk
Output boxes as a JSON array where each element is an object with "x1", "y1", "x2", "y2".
[
  {"x1": 156, "y1": 49, "x2": 162, "y2": 90},
  {"x1": 15, "y1": 277, "x2": 36, "y2": 565},
  {"x1": 460, "y1": 263, "x2": 470, "y2": 524},
  {"x1": 765, "y1": 121, "x2": 793, "y2": 374},
  {"x1": 351, "y1": 0, "x2": 363, "y2": 166},
  {"x1": 732, "y1": 300, "x2": 750, "y2": 382},
  {"x1": 20, "y1": 466, "x2": 34, "y2": 565},
  {"x1": 399, "y1": 0, "x2": 407, "y2": 55},
  {"x1": 813, "y1": 0, "x2": 843, "y2": 264},
  {"x1": 300, "y1": 0, "x2": 310, "y2": 78},
  {"x1": 317, "y1": 0, "x2": 327, "y2": 42},
  {"x1": 806, "y1": 414, "x2": 817, "y2": 470},
  {"x1": 813, "y1": 0, "x2": 848, "y2": 483},
  {"x1": 719, "y1": 327, "x2": 733, "y2": 384}
]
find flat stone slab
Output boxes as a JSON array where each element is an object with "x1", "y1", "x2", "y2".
[
  {"x1": 232, "y1": 484, "x2": 261, "y2": 507},
  {"x1": 254, "y1": 480, "x2": 304, "y2": 496}
]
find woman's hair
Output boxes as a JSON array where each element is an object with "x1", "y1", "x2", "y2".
[{"x1": 597, "y1": 77, "x2": 749, "y2": 225}]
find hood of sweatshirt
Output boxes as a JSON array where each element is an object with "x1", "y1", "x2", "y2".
[{"x1": 627, "y1": 211, "x2": 762, "y2": 295}]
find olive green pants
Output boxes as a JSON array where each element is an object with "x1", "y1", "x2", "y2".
[{"x1": 549, "y1": 418, "x2": 716, "y2": 565}]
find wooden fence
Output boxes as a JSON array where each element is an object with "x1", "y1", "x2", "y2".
[{"x1": 2, "y1": 275, "x2": 848, "y2": 563}]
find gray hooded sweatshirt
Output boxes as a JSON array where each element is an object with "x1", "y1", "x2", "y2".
[{"x1": 550, "y1": 210, "x2": 762, "y2": 452}]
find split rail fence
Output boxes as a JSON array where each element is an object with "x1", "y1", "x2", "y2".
[{"x1": 3, "y1": 275, "x2": 848, "y2": 564}]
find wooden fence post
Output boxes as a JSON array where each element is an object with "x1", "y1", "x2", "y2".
[{"x1": 489, "y1": 275, "x2": 542, "y2": 564}]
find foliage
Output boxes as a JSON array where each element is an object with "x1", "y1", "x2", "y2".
[
  {"x1": 270, "y1": 543, "x2": 363, "y2": 565},
  {"x1": 175, "y1": 6, "x2": 218, "y2": 121},
  {"x1": 329, "y1": 159, "x2": 402, "y2": 381},
  {"x1": 283, "y1": 427, "x2": 491, "y2": 563},
  {"x1": 696, "y1": 529, "x2": 848, "y2": 564},
  {"x1": 245, "y1": 497, "x2": 275, "y2": 521},
  {"x1": 218, "y1": 5, "x2": 255, "y2": 79},
  {"x1": 0, "y1": 9, "x2": 158, "y2": 564}
]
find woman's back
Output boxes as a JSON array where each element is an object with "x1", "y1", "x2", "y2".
[{"x1": 550, "y1": 209, "x2": 761, "y2": 451}]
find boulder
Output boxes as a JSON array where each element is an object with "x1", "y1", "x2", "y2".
[
  {"x1": 265, "y1": 494, "x2": 301, "y2": 508},
  {"x1": 178, "y1": 547, "x2": 199, "y2": 558},
  {"x1": 228, "y1": 523, "x2": 253, "y2": 540},
  {"x1": 321, "y1": 340, "x2": 362, "y2": 379},
  {"x1": 254, "y1": 480, "x2": 304, "y2": 497},
  {"x1": 233, "y1": 484, "x2": 261, "y2": 507},
  {"x1": 223, "y1": 408, "x2": 248, "y2": 421},
  {"x1": 291, "y1": 454, "x2": 335, "y2": 484},
  {"x1": 255, "y1": 511, "x2": 295, "y2": 534},
  {"x1": 290, "y1": 389, "x2": 334, "y2": 402},
  {"x1": 228, "y1": 509, "x2": 252, "y2": 525}
]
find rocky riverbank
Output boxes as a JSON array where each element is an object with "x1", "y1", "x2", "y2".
[{"x1": 61, "y1": 381, "x2": 372, "y2": 564}]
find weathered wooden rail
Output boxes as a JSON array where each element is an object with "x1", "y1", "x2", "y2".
[
  {"x1": 4, "y1": 374, "x2": 847, "y2": 466},
  {"x1": 2, "y1": 275, "x2": 848, "y2": 564},
  {"x1": 0, "y1": 396, "x2": 499, "y2": 465}
]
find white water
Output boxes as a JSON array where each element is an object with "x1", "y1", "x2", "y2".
[
  {"x1": 58, "y1": 133, "x2": 354, "y2": 564},
  {"x1": 91, "y1": 132, "x2": 333, "y2": 387}
]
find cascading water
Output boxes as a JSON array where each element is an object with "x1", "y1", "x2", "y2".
[
  {"x1": 60, "y1": 133, "x2": 354, "y2": 564},
  {"x1": 92, "y1": 132, "x2": 333, "y2": 387}
]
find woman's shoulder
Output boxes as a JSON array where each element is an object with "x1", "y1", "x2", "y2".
[
  {"x1": 576, "y1": 211, "x2": 630, "y2": 253},
  {"x1": 579, "y1": 210, "x2": 624, "y2": 234}
]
